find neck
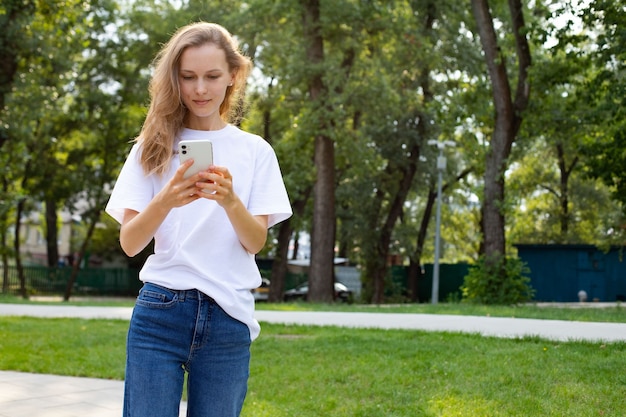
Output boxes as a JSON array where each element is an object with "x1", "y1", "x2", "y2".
[{"x1": 185, "y1": 115, "x2": 227, "y2": 131}]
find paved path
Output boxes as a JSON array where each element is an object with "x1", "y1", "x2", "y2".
[
  {"x1": 1, "y1": 303, "x2": 625, "y2": 416},
  {"x1": 0, "y1": 371, "x2": 182, "y2": 417},
  {"x1": 255, "y1": 310, "x2": 626, "y2": 343},
  {"x1": 2, "y1": 303, "x2": 625, "y2": 342}
]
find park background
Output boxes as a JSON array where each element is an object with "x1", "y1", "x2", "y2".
[{"x1": 1, "y1": 0, "x2": 626, "y2": 305}]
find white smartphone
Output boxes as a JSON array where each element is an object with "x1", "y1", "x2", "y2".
[{"x1": 178, "y1": 140, "x2": 213, "y2": 179}]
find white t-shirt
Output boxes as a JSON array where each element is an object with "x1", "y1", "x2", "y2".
[{"x1": 105, "y1": 125, "x2": 292, "y2": 340}]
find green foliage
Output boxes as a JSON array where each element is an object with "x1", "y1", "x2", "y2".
[
  {"x1": 576, "y1": 0, "x2": 626, "y2": 212},
  {"x1": 507, "y1": 137, "x2": 626, "y2": 246},
  {"x1": 462, "y1": 254, "x2": 535, "y2": 305},
  {"x1": 1, "y1": 0, "x2": 155, "y2": 270}
]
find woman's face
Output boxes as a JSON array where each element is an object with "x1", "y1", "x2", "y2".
[{"x1": 178, "y1": 43, "x2": 233, "y2": 130}]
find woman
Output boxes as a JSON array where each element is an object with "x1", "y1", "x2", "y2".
[{"x1": 105, "y1": 22, "x2": 292, "y2": 417}]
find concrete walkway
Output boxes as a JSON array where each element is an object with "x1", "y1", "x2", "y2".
[
  {"x1": 1, "y1": 303, "x2": 625, "y2": 416},
  {"x1": 0, "y1": 371, "x2": 158, "y2": 417}
]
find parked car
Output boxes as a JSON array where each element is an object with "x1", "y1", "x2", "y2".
[
  {"x1": 284, "y1": 282, "x2": 353, "y2": 303},
  {"x1": 251, "y1": 278, "x2": 270, "y2": 302}
]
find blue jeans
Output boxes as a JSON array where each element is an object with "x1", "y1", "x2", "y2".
[{"x1": 123, "y1": 283, "x2": 251, "y2": 417}]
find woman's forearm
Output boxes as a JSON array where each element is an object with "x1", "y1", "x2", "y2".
[
  {"x1": 222, "y1": 196, "x2": 268, "y2": 254},
  {"x1": 120, "y1": 202, "x2": 171, "y2": 257}
]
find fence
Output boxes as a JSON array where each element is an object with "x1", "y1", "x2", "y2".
[
  {"x1": 387, "y1": 263, "x2": 469, "y2": 302},
  {"x1": 2, "y1": 264, "x2": 305, "y2": 299},
  {"x1": 2, "y1": 263, "x2": 470, "y2": 301},
  {"x1": 1, "y1": 265, "x2": 142, "y2": 297}
]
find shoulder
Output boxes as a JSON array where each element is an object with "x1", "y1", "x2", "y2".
[
  {"x1": 226, "y1": 125, "x2": 263, "y2": 143},
  {"x1": 226, "y1": 125, "x2": 275, "y2": 154},
  {"x1": 120, "y1": 142, "x2": 142, "y2": 165},
  {"x1": 129, "y1": 141, "x2": 142, "y2": 155}
]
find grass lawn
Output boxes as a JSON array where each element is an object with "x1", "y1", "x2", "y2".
[
  {"x1": 0, "y1": 314, "x2": 625, "y2": 416},
  {"x1": 258, "y1": 300, "x2": 626, "y2": 323}
]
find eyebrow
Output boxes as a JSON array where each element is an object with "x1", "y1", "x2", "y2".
[{"x1": 179, "y1": 69, "x2": 223, "y2": 74}]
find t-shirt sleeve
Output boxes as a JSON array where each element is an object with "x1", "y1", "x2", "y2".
[
  {"x1": 248, "y1": 141, "x2": 292, "y2": 228},
  {"x1": 105, "y1": 144, "x2": 154, "y2": 224}
]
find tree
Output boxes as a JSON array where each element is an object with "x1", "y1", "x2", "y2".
[
  {"x1": 331, "y1": 0, "x2": 481, "y2": 302},
  {"x1": 1, "y1": 0, "x2": 153, "y2": 298},
  {"x1": 296, "y1": 0, "x2": 336, "y2": 302},
  {"x1": 0, "y1": 0, "x2": 35, "y2": 147},
  {"x1": 578, "y1": 0, "x2": 626, "y2": 219},
  {"x1": 0, "y1": 0, "x2": 36, "y2": 295},
  {"x1": 503, "y1": 0, "x2": 626, "y2": 248},
  {"x1": 470, "y1": 0, "x2": 531, "y2": 261},
  {"x1": 60, "y1": 1, "x2": 177, "y2": 299},
  {"x1": 354, "y1": 3, "x2": 435, "y2": 303},
  {"x1": 507, "y1": 136, "x2": 624, "y2": 245}
]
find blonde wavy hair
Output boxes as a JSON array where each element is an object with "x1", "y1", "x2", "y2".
[{"x1": 137, "y1": 22, "x2": 252, "y2": 175}]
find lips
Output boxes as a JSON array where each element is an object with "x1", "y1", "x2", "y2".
[{"x1": 194, "y1": 100, "x2": 210, "y2": 105}]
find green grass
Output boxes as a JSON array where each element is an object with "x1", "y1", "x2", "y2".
[
  {"x1": 0, "y1": 293, "x2": 136, "y2": 307},
  {"x1": 248, "y1": 324, "x2": 626, "y2": 417},
  {"x1": 257, "y1": 301, "x2": 626, "y2": 323},
  {"x1": 0, "y1": 317, "x2": 127, "y2": 379},
  {"x1": 1, "y1": 316, "x2": 625, "y2": 416}
]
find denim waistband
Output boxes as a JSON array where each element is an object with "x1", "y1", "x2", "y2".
[
  {"x1": 145, "y1": 282, "x2": 215, "y2": 303},
  {"x1": 176, "y1": 289, "x2": 215, "y2": 303}
]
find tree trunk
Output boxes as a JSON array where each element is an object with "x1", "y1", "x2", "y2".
[
  {"x1": 270, "y1": 190, "x2": 310, "y2": 301},
  {"x1": 407, "y1": 260, "x2": 422, "y2": 302},
  {"x1": 63, "y1": 162, "x2": 111, "y2": 300},
  {"x1": 471, "y1": 0, "x2": 531, "y2": 259},
  {"x1": 45, "y1": 198, "x2": 59, "y2": 267},
  {"x1": 1, "y1": 177, "x2": 9, "y2": 293},
  {"x1": 269, "y1": 219, "x2": 292, "y2": 302},
  {"x1": 64, "y1": 210, "x2": 99, "y2": 301},
  {"x1": 300, "y1": 0, "x2": 335, "y2": 302},
  {"x1": 14, "y1": 198, "x2": 27, "y2": 299},
  {"x1": 482, "y1": 144, "x2": 508, "y2": 258},
  {"x1": 309, "y1": 134, "x2": 336, "y2": 302},
  {"x1": 408, "y1": 187, "x2": 437, "y2": 302},
  {"x1": 1, "y1": 225, "x2": 8, "y2": 294},
  {"x1": 556, "y1": 143, "x2": 578, "y2": 236},
  {"x1": 291, "y1": 231, "x2": 300, "y2": 260},
  {"x1": 371, "y1": 144, "x2": 421, "y2": 304}
]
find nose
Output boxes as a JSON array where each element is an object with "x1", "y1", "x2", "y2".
[{"x1": 195, "y1": 79, "x2": 208, "y2": 94}]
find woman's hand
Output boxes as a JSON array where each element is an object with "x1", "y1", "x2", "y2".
[
  {"x1": 155, "y1": 158, "x2": 205, "y2": 209},
  {"x1": 195, "y1": 166, "x2": 233, "y2": 207},
  {"x1": 119, "y1": 159, "x2": 202, "y2": 257}
]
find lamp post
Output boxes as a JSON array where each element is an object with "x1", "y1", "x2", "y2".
[{"x1": 427, "y1": 140, "x2": 455, "y2": 304}]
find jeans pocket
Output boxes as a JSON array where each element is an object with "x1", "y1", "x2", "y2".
[{"x1": 136, "y1": 283, "x2": 178, "y2": 309}]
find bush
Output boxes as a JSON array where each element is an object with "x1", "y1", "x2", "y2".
[{"x1": 461, "y1": 254, "x2": 535, "y2": 305}]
